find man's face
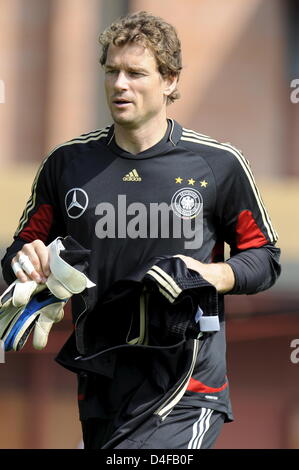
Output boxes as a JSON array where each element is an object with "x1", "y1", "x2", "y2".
[{"x1": 104, "y1": 42, "x2": 175, "y2": 129}]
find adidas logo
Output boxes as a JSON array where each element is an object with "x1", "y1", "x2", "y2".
[{"x1": 123, "y1": 169, "x2": 142, "y2": 182}]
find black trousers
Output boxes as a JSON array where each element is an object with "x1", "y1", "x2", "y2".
[{"x1": 81, "y1": 407, "x2": 225, "y2": 449}]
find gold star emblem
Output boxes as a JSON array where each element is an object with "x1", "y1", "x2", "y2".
[
  {"x1": 188, "y1": 178, "x2": 196, "y2": 186},
  {"x1": 175, "y1": 177, "x2": 183, "y2": 184},
  {"x1": 200, "y1": 180, "x2": 208, "y2": 188}
]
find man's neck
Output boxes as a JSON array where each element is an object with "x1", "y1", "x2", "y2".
[{"x1": 114, "y1": 116, "x2": 169, "y2": 155}]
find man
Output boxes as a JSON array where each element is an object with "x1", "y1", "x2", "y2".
[{"x1": 1, "y1": 11, "x2": 280, "y2": 449}]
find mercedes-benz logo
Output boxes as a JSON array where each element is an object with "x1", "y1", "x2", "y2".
[{"x1": 65, "y1": 188, "x2": 89, "y2": 219}]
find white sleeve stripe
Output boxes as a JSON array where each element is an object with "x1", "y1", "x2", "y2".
[
  {"x1": 220, "y1": 141, "x2": 278, "y2": 241},
  {"x1": 182, "y1": 128, "x2": 216, "y2": 141},
  {"x1": 15, "y1": 129, "x2": 110, "y2": 236},
  {"x1": 181, "y1": 132, "x2": 278, "y2": 242},
  {"x1": 182, "y1": 131, "x2": 278, "y2": 241}
]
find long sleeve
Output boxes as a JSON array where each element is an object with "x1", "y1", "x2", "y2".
[
  {"x1": 226, "y1": 243, "x2": 281, "y2": 294},
  {"x1": 209, "y1": 142, "x2": 281, "y2": 295},
  {"x1": 1, "y1": 149, "x2": 66, "y2": 285},
  {"x1": 1, "y1": 239, "x2": 28, "y2": 285}
]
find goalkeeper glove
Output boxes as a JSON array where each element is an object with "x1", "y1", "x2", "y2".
[{"x1": 0, "y1": 237, "x2": 95, "y2": 351}]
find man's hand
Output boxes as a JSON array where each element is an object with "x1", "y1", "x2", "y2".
[
  {"x1": 11, "y1": 240, "x2": 50, "y2": 284},
  {"x1": 1, "y1": 237, "x2": 96, "y2": 351},
  {"x1": 174, "y1": 255, "x2": 235, "y2": 294}
]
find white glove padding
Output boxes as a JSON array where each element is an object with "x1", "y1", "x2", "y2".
[
  {"x1": 0, "y1": 279, "x2": 44, "y2": 309},
  {"x1": 47, "y1": 238, "x2": 95, "y2": 296},
  {"x1": 0, "y1": 236, "x2": 95, "y2": 351},
  {"x1": 1, "y1": 237, "x2": 95, "y2": 308},
  {"x1": 0, "y1": 289, "x2": 66, "y2": 351}
]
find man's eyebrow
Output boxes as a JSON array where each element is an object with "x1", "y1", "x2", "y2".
[
  {"x1": 105, "y1": 63, "x2": 147, "y2": 72},
  {"x1": 104, "y1": 64, "x2": 117, "y2": 70}
]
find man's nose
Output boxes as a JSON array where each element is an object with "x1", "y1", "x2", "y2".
[{"x1": 114, "y1": 71, "x2": 129, "y2": 90}]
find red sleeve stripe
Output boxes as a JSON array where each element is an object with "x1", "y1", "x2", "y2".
[
  {"x1": 235, "y1": 210, "x2": 268, "y2": 250},
  {"x1": 187, "y1": 377, "x2": 228, "y2": 394},
  {"x1": 181, "y1": 129, "x2": 278, "y2": 243},
  {"x1": 15, "y1": 127, "x2": 110, "y2": 237},
  {"x1": 18, "y1": 204, "x2": 53, "y2": 243},
  {"x1": 15, "y1": 161, "x2": 47, "y2": 237}
]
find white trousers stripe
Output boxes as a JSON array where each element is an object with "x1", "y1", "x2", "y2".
[{"x1": 188, "y1": 408, "x2": 213, "y2": 449}]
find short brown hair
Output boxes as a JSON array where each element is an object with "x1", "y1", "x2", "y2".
[{"x1": 99, "y1": 11, "x2": 182, "y2": 104}]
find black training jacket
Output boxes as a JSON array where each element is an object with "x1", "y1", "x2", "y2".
[
  {"x1": 55, "y1": 255, "x2": 232, "y2": 448},
  {"x1": 1, "y1": 119, "x2": 281, "y2": 427}
]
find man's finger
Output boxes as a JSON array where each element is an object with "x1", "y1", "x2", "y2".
[
  {"x1": 11, "y1": 257, "x2": 28, "y2": 282},
  {"x1": 12, "y1": 261, "x2": 23, "y2": 276},
  {"x1": 19, "y1": 245, "x2": 46, "y2": 282},
  {"x1": 33, "y1": 241, "x2": 50, "y2": 278},
  {"x1": 14, "y1": 253, "x2": 41, "y2": 283},
  {"x1": 18, "y1": 254, "x2": 35, "y2": 276}
]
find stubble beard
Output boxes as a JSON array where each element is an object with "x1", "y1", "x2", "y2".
[{"x1": 110, "y1": 107, "x2": 142, "y2": 130}]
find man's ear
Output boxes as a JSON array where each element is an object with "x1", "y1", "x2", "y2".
[{"x1": 163, "y1": 74, "x2": 178, "y2": 98}]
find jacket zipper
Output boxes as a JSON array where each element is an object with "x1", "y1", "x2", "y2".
[
  {"x1": 126, "y1": 288, "x2": 148, "y2": 346},
  {"x1": 74, "y1": 294, "x2": 88, "y2": 354},
  {"x1": 154, "y1": 338, "x2": 201, "y2": 420}
]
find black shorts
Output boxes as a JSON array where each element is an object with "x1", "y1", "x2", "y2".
[{"x1": 81, "y1": 406, "x2": 225, "y2": 449}]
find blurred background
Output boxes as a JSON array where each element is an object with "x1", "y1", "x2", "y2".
[{"x1": 0, "y1": 0, "x2": 298, "y2": 449}]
